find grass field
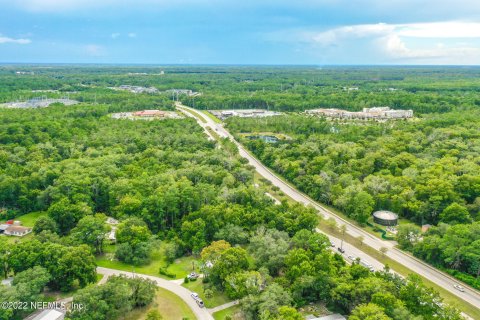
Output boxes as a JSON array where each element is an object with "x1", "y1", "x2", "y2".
[
  {"x1": 96, "y1": 242, "x2": 200, "y2": 280},
  {"x1": 15, "y1": 211, "x2": 47, "y2": 227},
  {"x1": 182, "y1": 279, "x2": 231, "y2": 308},
  {"x1": 0, "y1": 211, "x2": 46, "y2": 245},
  {"x1": 213, "y1": 305, "x2": 243, "y2": 320},
  {"x1": 179, "y1": 107, "x2": 207, "y2": 123},
  {"x1": 201, "y1": 110, "x2": 223, "y2": 123},
  {"x1": 125, "y1": 287, "x2": 196, "y2": 320}
]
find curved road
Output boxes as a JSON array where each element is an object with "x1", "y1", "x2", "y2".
[
  {"x1": 97, "y1": 267, "x2": 213, "y2": 320},
  {"x1": 177, "y1": 104, "x2": 480, "y2": 315}
]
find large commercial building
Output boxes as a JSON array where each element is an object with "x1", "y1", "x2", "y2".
[
  {"x1": 306, "y1": 107, "x2": 413, "y2": 120},
  {"x1": 211, "y1": 109, "x2": 282, "y2": 120}
]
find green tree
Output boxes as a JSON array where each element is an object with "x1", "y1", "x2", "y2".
[
  {"x1": 116, "y1": 217, "x2": 152, "y2": 246},
  {"x1": 146, "y1": 309, "x2": 163, "y2": 320},
  {"x1": 396, "y1": 224, "x2": 421, "y2": 250},
  {"x1": 349, "y1": 303, "x2": 391, "y2": 320},
  {"x1": 70, "y1": 214, "x2": 110, "y2": 254},
  {"x1": 181, "y1": 218, "x2": 207, "y2": 254},
  {"x1": 211, "y1": 247, "x2": 249, "y2": 286},
  {"x1": 439, "y1": 203, "x2": 472, "y2": 225},
  {"x1": 48, "y1": 198, "x2": 92, "y2": 235},
  {"x1": 225, "y1": 270, "x2": 264, "y2": 299},
  {"x1": 249, "y1": 228, "x2": 290, "y2": 275},
  {"x1": 32, "y1": 216, "x2": 58, "y2": 235},
  {"x1": 201, "y1": 240, "x2": 231, "y2": 263}
]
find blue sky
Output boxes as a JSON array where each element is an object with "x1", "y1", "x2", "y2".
[{"x1": 1, "y1": 0, "x2": 480, "y2": 64}]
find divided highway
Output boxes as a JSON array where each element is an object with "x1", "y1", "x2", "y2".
[{"x1": 177, "y1": 103, "x2": 480, "y2": 315}]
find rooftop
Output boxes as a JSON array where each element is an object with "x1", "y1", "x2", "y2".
[{"x1": 373, "y1": 210, "x2": 399, "y2": 220}]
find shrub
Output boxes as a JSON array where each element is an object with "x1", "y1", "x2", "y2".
[{"x1": 158, "y1": 267, "x2": 176, "y2": 278}]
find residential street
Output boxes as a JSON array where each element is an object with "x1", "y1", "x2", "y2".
[{"x1": 97, "y1": 267, "x2": 214, "y2": 320}]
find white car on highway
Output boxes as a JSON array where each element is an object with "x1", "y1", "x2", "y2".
[{"x1": 454, "y1": 284, "x2": 465, "y2": 292}]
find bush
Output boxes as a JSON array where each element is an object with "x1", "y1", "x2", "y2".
[
  {"x1": 146, "y1": 310, "x2": 163, "y2": 320},
  {"x1": 115, "y1": 242, "x2": 152, "y2": 265},
  {"x1": 184, "y1": 276, "x2": 189, "y2": 283},
  {"x1": 159, "y1": 267, "x2": 176, "y2": 278}
]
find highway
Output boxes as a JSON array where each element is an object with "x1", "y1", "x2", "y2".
[{"x1": 177, "y1": 103, "x2": 480, "y2": 315}]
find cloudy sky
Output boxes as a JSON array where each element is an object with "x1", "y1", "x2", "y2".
[{"x1": 1, "y1": 0, "x2": 480, "y2": 64}]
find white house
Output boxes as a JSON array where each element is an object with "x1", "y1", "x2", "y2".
[{"x1": 4, "y1": 225, "x2": 32, "y2": 237}]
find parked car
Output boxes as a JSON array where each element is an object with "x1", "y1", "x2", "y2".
[
  {"x1": 337, "y1": 247, "x2": 345, "y2": 253},
  {"x1": 454, "y1": 284, "x2": 465, "y2": 292},
  {"x1": 188, "y1": 272, "x2": 199, "y2": 280},
  {"x1": 196, "y1": 299, "x2": 205, "y2": 308},
  {"x1": 347, "y1": 255, "x2": 356, "y2": 261},
  {"x1": 191, "y1": 292, "x2": 199, "y2": 300},
  {"x1": 330, "y1": 242, "x2": 335, "y2": 247}
]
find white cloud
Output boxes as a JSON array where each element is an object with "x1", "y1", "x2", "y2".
[
  {"x1": 380, "y1": 34, "x2": 480, "y2": 62},
  {"x1": 309, "y1": 23, "x2": 395, "y2": 46},
  {"x1": 307, "y1": 21, "x2": 480, "y2": 47},
  {"x1": 0, "y1": 34, "x2": 31, "y2": 44},
  {"x1": 272, "y1": 21, "x2": 480, "y2": 64},
  {"x1": 111, "y1": 33, "x2": 120, "y2": 39},
  {"x1": 396, "y1": 22, "x2": 480, "y2": 38},
  {"x1": 128, "y1": 33, "x2": 137, "y2": 38},
  {"x1": 84, "y1": 44, "x2": 106, "y2": 57}
]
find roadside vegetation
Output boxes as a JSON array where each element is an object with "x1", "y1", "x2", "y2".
[{"x1": 0, "y1": 65, "x2": 476, "y2": 320}]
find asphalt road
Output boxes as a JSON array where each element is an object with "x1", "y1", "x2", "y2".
[
  {"x1": 177, "y1": 104, "x2": 480, "y2": 314},
  {"x1": 97, "y1": 267, "x2": 213, "y2": 320}
]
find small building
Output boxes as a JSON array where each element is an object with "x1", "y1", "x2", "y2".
[
  {"x1": 306, "y1": 314, "x2": 346, "y2": 320},
  {"x1": 0, "y1": 224, "x2": 10, "y2": 233},
  {"x1": 1, "y1": 277, "x2": 13, "y2": 287},
  {"x1": 4, "y1": 225, "x2": 32, "y2": 237},
  {"x1": 372, "y1": 210, "x2": 399, "y2": 226},
  {"x1": 107, "y1": 227, "x2": 117, "y2": 243},
  {"x1": 30, "y1": 309, "x2": 64, "y2": 320},
  {"x1": 106, "y1": 217, "x2": 119, "y2": 225},
  {"x1": 422, "y1": 224, "x2": 432, "y2": 233}
]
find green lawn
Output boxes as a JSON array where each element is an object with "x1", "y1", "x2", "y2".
[
  {"x1": 182, "y1": 279, "x2": 231, "y2": 308},
  {"x1": 206, "y1": 126, "x2": 221, "y2": 140},
  {"x1": 125, "y1": 287, "x2": 196, "y2": 320},
  {"x1": 202, "y1": 110, "x2": 223, "y2": 123},
  {"x1": 213, "y1": 305, "x2": 243, "y2": 320},
  {"x1": 180, "y1": 107, "x2": 207, "y2": 123},
  {"x1": 15, "y1": 211, "x2": 47, "y2": 227},
  {"x1": 96, "y1": 242, "x2": 200, "y2": 280},
  {"x1": 0, "y1": 211, "x2": 46, "y2": 245}
]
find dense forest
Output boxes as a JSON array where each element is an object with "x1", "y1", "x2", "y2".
[
  {"x1": 0, "y1": 65, "x2": 477, "y2": 320},
  {"x1": 222, "y1": 71, "x2": 480, "y2": 291}
]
